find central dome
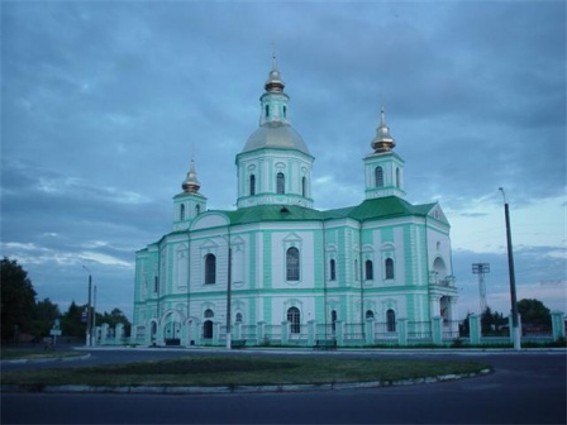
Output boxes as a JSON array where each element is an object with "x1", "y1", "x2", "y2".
[{"x1": 242, "y1": 122, "x2": 311, "y2": 155}]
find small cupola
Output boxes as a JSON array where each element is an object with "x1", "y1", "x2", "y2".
[
  {"x1": 173, "y1": 158, "x2": 207, "y2": 231},
  {"x1": 181, "y1": 159, "x2": 201, "y2": 194},
  {"x1": 371, "y1": 108, "x2": 396, "y2": 153}
]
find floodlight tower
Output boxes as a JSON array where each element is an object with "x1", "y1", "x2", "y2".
[{"x1": 472, "y1": 263, "x2": 490, "y2": 313}]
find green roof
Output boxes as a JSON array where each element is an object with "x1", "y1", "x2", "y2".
[{"x1": 217, "y1": 196, "x2": 436, "y2": 226}]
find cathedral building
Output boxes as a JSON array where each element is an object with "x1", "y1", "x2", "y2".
[{"x1": 132, "y1": 59, "x2": 459, "y2": 347}]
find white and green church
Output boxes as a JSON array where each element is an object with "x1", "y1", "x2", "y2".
[{"x1": 132, "y1": 60, "x2": 459, "y2": 347}]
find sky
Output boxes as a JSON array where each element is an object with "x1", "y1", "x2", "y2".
[{"x1": 2, "y1": 1, "x2": 566, "y2": 321}]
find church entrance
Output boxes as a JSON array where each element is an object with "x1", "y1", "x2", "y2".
[{"x1": 203, "y1": 320, "x2": 213, "y2": 339}]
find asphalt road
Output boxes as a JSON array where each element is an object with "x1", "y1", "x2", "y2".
[{"x1": 2, "y1": 349, "x2": 566, "y2": 424}]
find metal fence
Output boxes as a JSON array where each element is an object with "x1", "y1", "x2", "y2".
[
  {"x1": 264, "y1": 324, "x2": 282, "y2": 341},
  {"x1": 408, "y1": 321, "x2": 432, "y2": 343},
  {"x1": 344, "y1": 323, "x2": 365, "y2": 341}
]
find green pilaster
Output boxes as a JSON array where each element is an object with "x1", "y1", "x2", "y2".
[
  {"x1": 315, "y1": 296, "x2": 325, "y2": 322},
  {"x1": 263, "y1": 231, "x2": 272, "y2": 289},
  {"x1": 263, "y1": 296, "x2": 272, "y2": 323},
  {"x1": 313, "y1": 229, "x2": 324, "y2": 288},
  {"x1": 338, "y1": 229, "x2": 347, "y2": 288},
  {"x1": 248, "y1": 296, "x2": 256, "y2": 326},
  {"x1": 403, "y1": 224, "x2": 414, "y2": 285},
  {"x1": 249, "y1": 232, "x2": 257, "y2": 289}
]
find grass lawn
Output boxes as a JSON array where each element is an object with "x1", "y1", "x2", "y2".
[
  {"x1": 1, "y1": 348, "x2": 84, "y2": 361},
  {"x1": 1, "y1": 355, "x2": 490, "y2": 387}
]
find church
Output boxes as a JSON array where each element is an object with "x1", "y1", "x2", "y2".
[{"x1": 131, "y1": 59, "x2": 459, "y2": 347}]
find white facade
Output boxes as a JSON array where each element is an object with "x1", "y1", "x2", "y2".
[{"x1": 132, "y1": 61, "x2": 459, "y2": 347}]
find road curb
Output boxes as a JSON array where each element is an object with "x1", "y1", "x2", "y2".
[{"x1": 1, "y1": 368, "x2": 492, "y2": 395}]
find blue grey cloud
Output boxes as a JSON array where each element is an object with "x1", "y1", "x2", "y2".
[{"x1": 2, "y1": 1, "x2": 564, "y2": 318}]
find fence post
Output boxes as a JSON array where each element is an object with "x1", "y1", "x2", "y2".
[
  {"x1": 335, "y1": 320, "x2": 344, "y2": 346},
  {"x1": 308, "y1": 320, "x2": 316, "y2": 346},
  {"x1": 551, "y1": 311, "x2": 565, "y2": 341},
  {"x1": 257, "y1": 321, "x2": 266, "y2": 344},
  {"x1": 398, "y1": 318, "x2": 408, "y2": 346},
  {"x1": 432, "y1": 316, "x2": 443, "y2": 345},
  {"x1": 281, "y1": 321, "x2": 290, "y2": 345},
  {"x1": 469, "y1": 314, "x2": 481, "y2": 345},
  {"x1": 116, "y1": 323, "x2": 125, "y2": 345},
  {"x1": 365, "y1": 319, "x2": 375, "y2": 345},
  {"x1": 233, "y1": 322, "x2": 241, "y2": 340},
  {"x1": 192, "y1": 320, "x2": 201, "y2": 346},
  {"x1": 100, "y1": 324, "x2": 108, "y2": 345},
  {"x1": 213, "y1": 322, "x2": 220, "y2": 345}
]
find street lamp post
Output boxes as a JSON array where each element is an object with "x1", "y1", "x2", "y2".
[
  {"x1": 226, "y1": 245, "x2": 232, "y2": 350},
  {"x1": 82, "y1": 265, "x2": 93, "y2": 347},
  {"x1": 499, "y1": 188, "x2": 521, "y2": 350}
]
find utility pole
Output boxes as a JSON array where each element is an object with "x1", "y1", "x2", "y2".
[
  {"x1": 225, "y1": 243, "x2": 232, "y2": 350},
  {"x1": 499, "y1": 187, "x2": 521, "y2": 350},
  {"x1": 472, "y1": 263, "x2": 490, "y2": 313},
  {"x1": 82, "y1": 265, "x2": 92, "y2": 347},
  {"x1": 93, "y1": 284, "x2": 97, "y2": 346}
]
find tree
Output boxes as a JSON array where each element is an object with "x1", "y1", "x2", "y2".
[
  {"x1": 61, "y1": 301, "x2": 87, "y2": 338},
  {"x1": 0, "y1": 257, "x2": 37, "y2": 341},
  {"x1": 518, "y1": 298, "x2": 551, "y2": 327},
  {"x1": 480, "y1": 307, "x2": 507, "y2": 335},
  {"x1": 98, "y1": 308, "x2": 132, "y2": 337},
  {"x1": 32, "y1": 298, "x2": 61, "y2": 338}
]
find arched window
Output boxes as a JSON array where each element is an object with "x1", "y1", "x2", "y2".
[
  {"x1": 276, "y1": 172, "x2": 285, "y2": 194},
  {"x1": 250, "y1": 174, "x2": 256, "y2": 196},
  {"x1": 386, "y1": 309, "x2": 396, "y2": 332},
  {"x1": 365, "y1": 310, "x2": 375, "y2": 320},
  {"x1": 286, "y1": 247, "x2": 300, "y2": 281},
  {"x1": 235, "y1": 312, "x2": 243, "y2": 323},
  {"x1": 196, "y1": 204, "x2": 201, "y2": 215},
  {"x1": 365, "y1": 260, "x2": 374, "y2": 280},
  {"x1": 180, "y1": 204, "x2": 185, "y2": 221},
  {"x1": 204, "y1": 309, "x2": 214, "y2": 318},
  {"x1": 287, "y1": 307, "x2": 300, "y2": 334},
  {"x1": 265, "y1": 105, "x2": 270, "y2": 118},
  {"x1": 283, "y1": 105, "x2": 287, "y2": 118},
  {"x1": 205, "y1": 254, "x2": 216, "y2": 284},
  {"x1": 329, "y1": 259, "x2": 336, "y2": 281},
  {"x1": 385, "y1": 258, "x2": 394, "y2": 280},
  {"x1": 375, "y1": 166, "x2": 384, "y2": 187},
  {"x1": 395, "y1": 168, "x2": 400, "y2": 188},
  {"x1": 301, "y1": 176, "x2": 306, "y2": 197},
  {"x1": 331, "y1": 310, "x2": 337, "y2": 333}
]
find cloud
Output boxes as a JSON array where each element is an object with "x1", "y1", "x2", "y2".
[{"x1": 2, "y1": 1, "x2": 564, "y2": 320}]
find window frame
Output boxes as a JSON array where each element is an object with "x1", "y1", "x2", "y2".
[
  {"x1": 249, "y1": 174, "x2": 256, "y2": 196},
  {"x1": 386, "y1": 309, "x2": 396, "y2": 332},
  {"x1": 365, "y1": 260, "x2": 374, "y2": 280},
  {"x1": 204, "y1": 254, "x2": 216, "y2": 284},
  {"x1": 375, "y1": 166, "x2": 384, "y2": 187},
  {"x1": 287, "y1": 307, "x2": 301, "y2": 334},
  {"x1": 329, "y1": 259, "x2": 336, "y2": 281},
  {"x1": 286, "y1": 247, "x2": 300, "y2": 281},
  {"x1": 385, "y1": 258, "x2": 394, "y2": 280},
  {"x1": 276, "y1": 172, "x2": 285, "y2": 194}
]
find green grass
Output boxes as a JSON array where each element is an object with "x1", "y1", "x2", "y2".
[
  {"x1": 1, "y1": 349, "x2": 84, "y2": 361},
  {"x1": 1, "y1": 355, "x2": 490, "y2": 387}
]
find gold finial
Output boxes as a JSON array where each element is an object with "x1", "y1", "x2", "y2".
[
  {"x1": 182, "y1": 155, "x2": 201, "y2": 193},
  {"x1": 371, "y1": 106, "x2": 396, "y2": 153}
]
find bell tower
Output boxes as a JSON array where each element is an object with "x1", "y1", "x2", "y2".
[
  {"x1": 363, "y1": 108, "x2": 406, "y2": 199},
  {"x1": 173, "y1": 158, "x2": 207, "y2": 230}
]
